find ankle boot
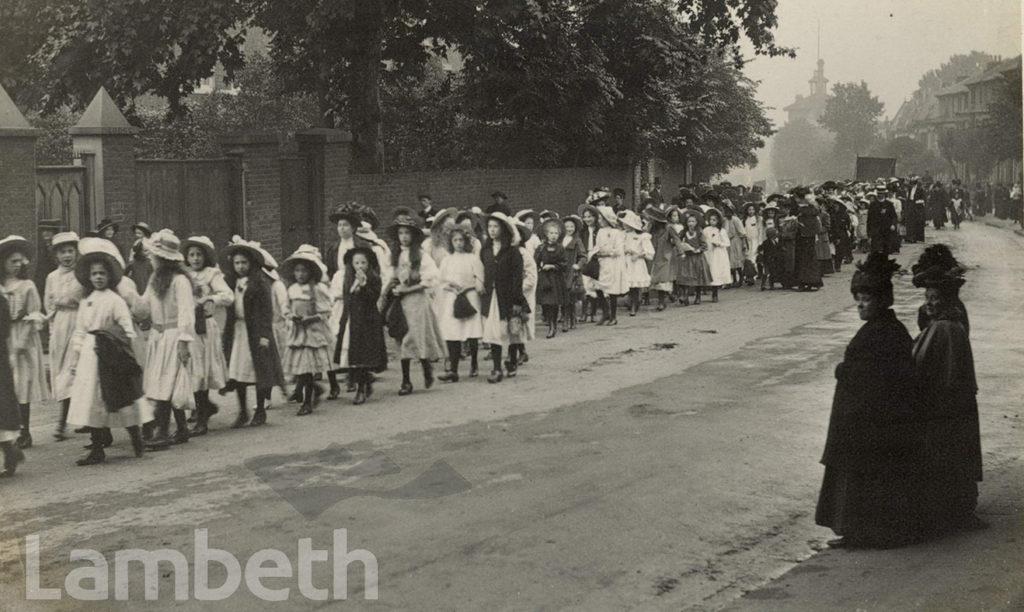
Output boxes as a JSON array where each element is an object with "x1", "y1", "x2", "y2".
[
  {"x1": 127, "y1": 426, "x2": 144, "y2": 457},
  {"x1": 353, "y1": 383, "x2": 367, "y2": 405},
  {"x1": 54, "y1": 400, "x2": 70, "y2": 441},
  {"x1": 250, "y1": 408, "x2": 267, "y2": 426},
  {"x1": 232, "y1": 406, "x2": 250, "y2": 429},
  {"x1": 76, "y1": 446, "x2": 106, "y2": 466},
  {"x1": 1, "y1": 442, "x2": 25, "y2": 476}
]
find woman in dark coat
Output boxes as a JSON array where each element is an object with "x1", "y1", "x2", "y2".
[
  {"x1": 929, "y1": 184, "x2": 949, "y2": 229},
  {"x1": 911, "y1": 255, "x2": 984, "y2": 533},
  {"x1": 828, "y1": 199, "x2": 853, "y2": 272},
  {"x1": 222, "y1": 240, "x2": 285, "y2": 428},
  {"x1": 794, "y1": 198, "x2": 823, "y2": 290},
  {"x1": 816, "y1": 253, "x2": 923, "y2": 548},
  {"x1": 0, "y1": 292, "x2": 25, "y2": 476},
  {"x1": 336, "y1": 247, "x2": 387, "y2": 404},
  {"x1": 479, "y1": 212, "x2": 528, "y2": 383}
]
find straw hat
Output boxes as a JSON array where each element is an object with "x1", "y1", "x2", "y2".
[
  {"x1": 426, "y1": 206, "x2": 459, "y2": 230},
  {"x1": 222, "y1": 235, "x2": 265, "y2": 269},
  {"x1": 181, "y1": 235, "x2": 216, "y2": 267},
  {"x1": 75, "y1": 236, "x2": 125, "y2": 288},
  {"x1": 595, "y1": 205, "x2": 619, "y2": 227},
  {"x1": 514, "y1": 209, "x2": 539, "y2": 225},
  {"x1": 618, "y1": 210, "x2": 644, "y2": 232},
  {"x1": 562, "y1": 214, "x2": 584, "y2": 231},
  {"x1": 144, "y1": 229, "x2": 184, "y2": 262},
  {"x1": 513, "y1": 220, "x2": 533, "y2": 246},
  {"x1": 485, "y1": 212, "x2": 520, "y2": 246},
  {"x1": 0, "y1": 235, "x2": 31, "y2": 263},
  {"x1": 281, "y1": 244, "x2": 328, "y2": 284},
  {"x1": 50, "y1": 232, "x2": 80, "y2": 250},
  {"x1": 131, "y1": 222, "x2": 154, "y2": 237}
]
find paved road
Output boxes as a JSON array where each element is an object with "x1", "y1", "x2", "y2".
[{"x1": 1, "y1": 221, "x2": 1020, "y2": 610}]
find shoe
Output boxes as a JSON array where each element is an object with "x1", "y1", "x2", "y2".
[
  {"x1": 365, "y1": 380, "x2": 374, "y2": 399},
  {"x1": 438, "y1": 371, "x2": 459, "y2": 383},
  {"x1": 231, "y1": 409, "x2": 250, "y2": 429},
  {"x1": 487, "y1": 370, "x2": 504, "y2": 384},
  {"x1": 1, "y1": 444, "x2": 25, "y2": 477},
  {"x1": 606, "y1": 318, "x2": 618, "y2": 326},
  {"x1": 250, "y1": 410, "x2": 267, "y2": 427},
  {"x1": 187, "y1": 413, "x2": 197, "y2": 424},
  {"x1": 519, "y1": 352, "x2": 529, "y2": 365},
  {"x1": 506, "y1": 364, "x2": 518, "y2": 378},
  {"x1": 74, "y1": 427, "x2": 90, "y2": 434},
  {"x1": 469, "y1": 366, "x2": 479, "y2": 378},
  {"x1": 353, "y1": 385, "x2": 366, "y2": 405},
  {"x1": 170, "y1": 429, "x2": 190, "y2": 445},
  {"x1": 288, "y1": 388, "x2": 303, "y2": 403},
  {"x1": 328, "y1": 385, "x2": 341, "y2": 400},
  {"x1": 398, "y1": 382, "x2": 414, "y2": 396},
  {"x1": 76, "y1": 448, "x2": 106, "y2": 466},
  {"x1": 546, "y1": 327, "x2": 556, "y2": 339},
  {"x1": 656, "y1": 303, "x2": 666, "y2": 311},
  {"x1": 128, "y1": 429, "x2": 145, "y2": 457},
  {"x1": 628, "y1": 310, "x2": 636, "y2": 317},
  {"x1": 190, "y1": 422, "x2": 208, "y2": 437},
  {"x1": 145, "y1": 435, "x2": 171, "y2": 451},
  {"x1": 346, "y1": 381, "x2": 357, "y2": 393},
  {"x1": 16, "y1": 432, "x2": 32, "y2": 449},
  {"x1": 296, "y1": 403, "x2": 313, "y2": 416},
  {"x1": 53, "y1": 426, "x2": 68, "y2": 441}
]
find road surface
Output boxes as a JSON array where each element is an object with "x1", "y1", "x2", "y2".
[{"x1": 1, "y1": 220, "x2": 1021, "y2": 611}]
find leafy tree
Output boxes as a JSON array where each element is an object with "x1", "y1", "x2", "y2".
[
  {"x1": 871, "y1": 136, "x2": 945, "y2": 178},
  {"x1": 769, "y1": 118, "x2": 834, "y2": 183},
  {"x1": 818, "y1": 81, "x2": 884, "y2": 156},
  {"x1": 987, "y1": 64, "x2": 1022, "y2": 164},
  {"x1": 918, "y1": 51, "x2": 997, "y2": 91}
]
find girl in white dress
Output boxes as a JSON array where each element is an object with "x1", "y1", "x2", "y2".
[
  {"x1": 619, "y1": 211, "x2": 654, "y2": 316},
  {"x1": 509, "y1": 221, "x2": 538, "y2": 365},
  {"x1": 436, "y1": 227, "x2": 484, "y2": 383},
  {"x1": 702, "y1": 209, "x2": 732, "y2": 303},
  {"x1": 182, "y1": 236, "x2": 232, "y2": 436},
  {"x1": 594, "y1": 205, "x2": 627, "y2": 326},
  {"x1": 66, "y1": 239, "x2": 146, "y2": 465},
  {"x1": 136, "y1": 230, "x2": 196, "y2": 449},
  {"x1": 386, "y1": 214, "x2": 445, "y2": 396},
  {"x1": 280, "y1": 245, "x2": 332, "y2": 416},
  {"x1": 44, "y1": 231, "x2": 82, "y2": 440},
  {"x1": 0, "y1": 236, "x2": 49, "y2": 450},
  {"x1": 742, "y1": 203, "x2": 762, "y2": 285}
]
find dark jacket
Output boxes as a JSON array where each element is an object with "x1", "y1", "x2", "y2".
[
  {"x1": 821, "y1": 309, "x2": 920, "y2": 472},
  {"x1": 92, "y1": 329, "x2": 143, "y2": 412},
  {"x1": 126, "y1": 243, "x2": 154, "y2": 295},
  {"x1": 0, "y1": 295, "x2": 21, "y2": 433},
  {"x1": 480, "y1": 241, "x2": 527, "y2": 320},
  {"x1": 223, "y1": 274, "x2": 285, "y2": 388},
  {"x1": 337, "y1": 275, "x2": 388, "y2": 372},
  {"x1": 534, "y1": 242, "x2": 569, "y2": 306}
]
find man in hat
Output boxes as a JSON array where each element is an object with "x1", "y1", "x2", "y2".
[
  {"x1": 417, "y1": 194, "x2": 435, "y2": 222},
  {"x1": 487, "y1": 191, "x2": 512, "y2": 216},
  {"x1": 867, "y1": 187, "x2": 899, "y2": 254},
  {"x1": 612, "y1": 188, "x2": 628, "y2": 213}
]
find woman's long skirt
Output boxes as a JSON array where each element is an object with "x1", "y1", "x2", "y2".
[
  {"x1": 398, "y1": 290, "x2": 445, "y2": 360},
  {"x1": 191, "y1": 318, "x2": 228, "y2": 392},
  {"x1": 49, "y1": 309, "x2": 78, "y2": 401},
  {"x1": 815, "y1": 465, "x2": 922, "y2": 545}
]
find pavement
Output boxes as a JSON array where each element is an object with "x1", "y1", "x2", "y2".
[{"x1": 0, "y1": 220, "x2": 1020, "y2": 611}]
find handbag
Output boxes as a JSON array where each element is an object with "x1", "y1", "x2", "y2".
[
  {"x1": 581, "y1": 257, "x2": 600, "y2": 280},
  {"x1": 170, "y1": 362, "x2": 195, "y2": 411},
  {"x1": 385, "y1": 297, "x2": 408, "y2": 340},
  {"x1": 508, "y1": 314, "x2": 523, "y2": 336},
  {"x1": 453, "y1": 291, "x2": 477, "y2": 319}
]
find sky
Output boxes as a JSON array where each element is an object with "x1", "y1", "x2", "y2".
[{"x1": 725, "y1": 0, "x2": 1022, "y2": 182}]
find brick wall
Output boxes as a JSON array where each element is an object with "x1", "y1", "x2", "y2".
[
  {"x1": 102, "y1": 136, "x2": 137, "y2": 254},
  {"x1": 0, "y1": 134, "x2": 38, "y2": 245},
  {"x1": 346, "y1": 166, "x2": 632, "y2": 222},
  {"x1": 244, "y1": 143, "x2": 283, "y2": 257}
]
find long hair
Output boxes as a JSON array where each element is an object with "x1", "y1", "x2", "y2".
[
  {"x1": 149, "y1": 256, "x2": 186, "y2": 299},
  {"x1": 390, "y1": 233, "x2": 423, "y2": 277},
  {"x1": 446, "y1": 227, "x2": 474, "y2": 254}
]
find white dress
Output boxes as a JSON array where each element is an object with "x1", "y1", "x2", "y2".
[
  {"x1": 623, "y1": 232, "x2": 654, "y2": 288},
  {"x1": 189, "y1": 267, "x2": 232, "y2": 392},
  {"x1": 137, "y1": 274, "x2": 196, "y2": 402},
  {"x1": 228, "y1": 278, "x2": 258, "y2": 383},
  {"x1": 581, "y1": 228, "x2": 601, "y2": 298},
  {"x1": 395, "y1": 247, "x2": 445, "y2": 361},
  {"x1": 437, "y1": 252, "x2": 484, "y2": 342},
  {"x1": 282, "y1": 282, "x2": 333, "y2": 376},
  {"x1": 742, "y1": 216, "x2": 762, "y2": 264},
  {"x1": 44, "y1": 266, "x2": 83, "y2": 401},
  {"x1": 66, "y1": 289, "x2": 150, "y2": 428},
  {"x1": 510, "y1": 246, "x2": 537, "y2": 344},
  {"x1": 269, "y1": 275, "x2": 289, "y2": 366},
  {"x1": 702, "y1": 226, "x2": 732, "y2": 287},
  {"x1": 2, "y1": 279, "x2": 48, "y2": 404},
  {"x1": 596, "y1": 227, "x2": 628, "y2": 295}
]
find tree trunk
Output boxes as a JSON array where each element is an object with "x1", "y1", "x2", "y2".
[{"x1": 348, "y1": 0, "x2": 385, "y2": 173}]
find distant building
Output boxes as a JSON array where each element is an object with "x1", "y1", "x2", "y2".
[{"x1": 783, "y1": 58, "x2": 830, "y2": 125}]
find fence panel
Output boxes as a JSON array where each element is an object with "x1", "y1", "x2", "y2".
[{"x1": 135, "y1": 159, "x2": 240, "y2": 250}]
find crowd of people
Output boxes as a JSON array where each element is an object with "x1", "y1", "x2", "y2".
[{"x1": 0, "y1": 175, "x2": 982, "y2": 485}]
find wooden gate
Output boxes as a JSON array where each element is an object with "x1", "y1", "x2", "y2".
[
  {"x1": 35, "y1": 165, "x2": 89, "y2": 233},
  {"x1": 134, "y1": 159, "x2": 242, "y2": 251},
  {"x1": 280, "y1": 154, "x2": 317, "y2": 257}
]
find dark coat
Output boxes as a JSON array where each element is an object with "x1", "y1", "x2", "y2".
[
  {"x1": 534, "y1": 242, "x2": 569, "y2": 306},
  {"x1": 126, "y1": 244, "x2": 154, "y2": 295},
  {"x1": 821, "y1": 309, "x2": 920, "y2": 472},
  {"x1": 480, "y1": 241, "x2": 527, "y2": 319},
  {"x1": 867, "y1": 200, "x2": 898, "y2": 253},
  {"x1": 337, "y1": 275, "x2": 388, "y2": 372},
  {"x1": 92, "y1": 329, "x2": 143, "y2": 412},
  {"x1": 222, "y1": 274, "x2": 285, "y2": 388},
  {"x1": 0, "y1": 294, "x2": 21, "y2": 433}
]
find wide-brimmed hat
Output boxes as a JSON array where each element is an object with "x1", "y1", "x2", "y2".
[
  {"x1": 50, "y1": 232, "x2": 79, "y2": 250},
  {"x1": 426, "y1": 206, "x2": 459, "y2": 230},
  {"x1": 342, "y1": 245, "x2": 380, "y2": 271},
  {"x1": 595, "y1": 205, "x2": 619, "y2": 227},
  {"x1": 96, "y1": 218, "x2": 119, "y2": 234},
  {"x1": 539, "y1": 209, "x2": 560, "y2": 222},
  {"x1": 587, "y1": 190, "x2": 611, "y2": 205},
  {"x1": 486, "y1": 212, "x2": 520, "y2": 246},
  {"x1": 642, "y1": 205, "x2": 666, "y2": 224},
  {"x1": 704, "y1": 208, "x2": 724, "y2": 226},
  {"x1": 561, "y1": 214, "x2": 584, "y2": 231},
  {"x1": 144, "y1": 229, "x2": 184, "y2": 262},
  {"x1": 281, "y1": 244, "x2": 328, "y2": 284},
  {"x1": 75, "y1": 236, "x2": 125, "y2": 288},
  {"x1": 514, "y1": 209, "x2": 539, "y2": 225},
  {"x1": 223, "y1": 235, "x2": 265, "y2": 269},
  {"x1": 618, "y1": 210, "x2": 644, "y2": 232},
  {"x1": 680, "y1": 208, "x2": 703, "y2": 226},
  {"x1": 387, "y1": 214, "x2": 425, "y2": 243},
  {"x1": 181, "y1": 235, "x2": 216, "y2": 267},
  {"x1": 0, "y1": 235, "x2": 32, "y2": 263},
  {"x1": 131, "y1": 222, "x2": 153, "y2": 237},
  {"x1": 329, "y1": 202, "x2": 363, "y2": 226},
  {"x1": 538, "y1": 218, "x2": 565, "y2": 241},
  {"x1": 513, "y1": 221, "x2": 533, "y2": 245}
]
